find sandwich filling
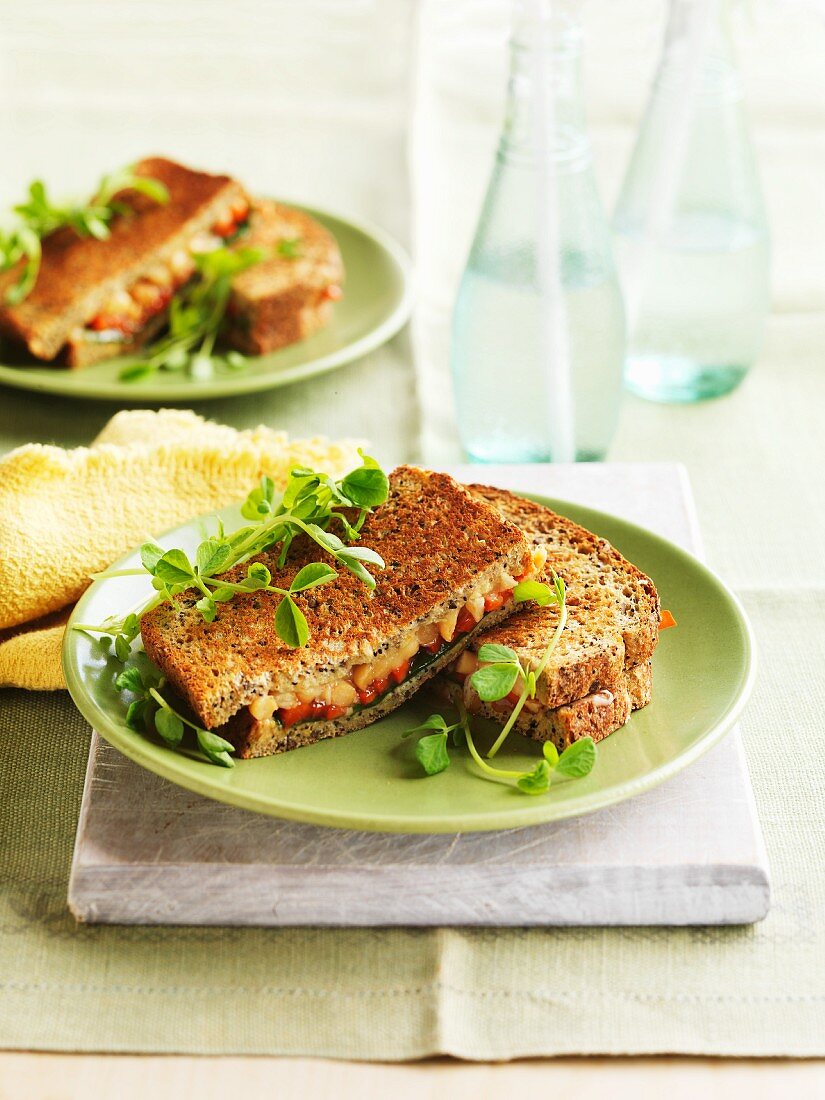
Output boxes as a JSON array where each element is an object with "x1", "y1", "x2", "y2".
[
  {"x1": 244, "y1": 549, "x2": 546, "y2": 732},
  {"x1": 80, "y1": 198, "x2": 251, "y2": 343}
]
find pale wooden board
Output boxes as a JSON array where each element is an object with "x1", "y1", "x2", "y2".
[{"x1": 68, "y1": 463, "x2": 770, "y2": 927}]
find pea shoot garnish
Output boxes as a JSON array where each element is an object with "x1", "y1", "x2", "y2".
[
  {"x1": 75, "y1": 452, "x2": 389, "y2": 655},
  {"x1": 403, "y1": 573, "x2": 597, "y2": 795},
  {"x1": 0, "y1": 164, "x2": 169, "y2": 304},
  {"x1": 119, "y1": 244, "x2": 269, "y2": 383}
]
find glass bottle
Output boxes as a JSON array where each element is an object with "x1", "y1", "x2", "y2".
[
  {"x1": 451, "y1": 0, "x2": 625, "y2": 463},
  {"x1": 613, "y1": 0, "x2": 770, "y2": 403}
]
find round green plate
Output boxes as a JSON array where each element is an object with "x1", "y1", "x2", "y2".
[
  {"x1": 63, "y1": 495, "x2": 755, "y2": 833},
  {"x1": 0, "y1": 205, "x2": 413, "y2": 401}
]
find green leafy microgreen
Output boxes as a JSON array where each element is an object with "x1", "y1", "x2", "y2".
[
  {"x1": 290, "y1": 562, "x2": 337, "y2": 592},
  {"x1": 244, "y1": 562, "x2": 272, "y2": 590},
  {"x1": 542, "y1": 740, "x2": 560, "y2": 768},
  {"x1": 555, "y1": 737, "x2": 597, "y2": 778},
  {"x1": 476, "y1": 643, "x2": 521, "y2": 665},
  {"x1": 276, "y1": 237, "x2": 302, "y2": 259},
  {"x1": 401, "y1": 714, "x2": 450, "y2": 739},
  {"x1": 340, "y1": 451, "x2": 390, "y2": 509},
  {"x1": 196, "y1": 729, "x2": 236, "y2": 768},
  {"x1": 146, "y1": 687, "x2": 236, "y2": 768},
  {"x1": 196, "y1": 538, "x2": 232, "y2": 577},
  {"x1": 195, "y1": 595, "x2": 217, "y2": 622},
  {"x1": 402, "y1": 574, "x2": 587, "y2": 797},
  {"x1": 115, "y1": 666, "x2": 144, "y2": 694},
  {"x1": 121, "y1": 245, "x2": 265, "y2": 383},
  {"x1": 470, "y1": 662, "x2": 520, "y2": 702},
  {"x1": 125, "y1": 698, "x2": 149, "y2": 732},
  {"x1": 274, "y1": 594, "x2": 309, "y2": 648},
  {"x1": 154, "y1": 706, "x2": 184, "y2": 748},
  {"x1": 1, "y1": 164, "x2": 168, "y2": 303},
  {"x1": 415, "y1": 732, "x2": 451, "y2": 775},
  {"x1": 513, "y1": 579, "x2": 555, "y2": 606},
  {"x1": 154, "y1": 549, "x2": 196, "y2": 587},
  {"x1": 516, "y1": 760, "x2": 552, "y2": 795},
  {"x1": 140, "y1": 540, "x2": 165, "y2": 573}
]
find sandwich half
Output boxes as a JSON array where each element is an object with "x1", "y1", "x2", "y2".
[
  {"x1": 141, "y1": 467, "x2": 536, "y2": 759},
  {"x1": 0, "y1": 156, "x2": 250, "y2": 367},
  {"x1": 436, "y1": 486, "x2": 661, "y2": 751},
  {"x1": 225, "y1": 198, "x2": 344, "y2": 356}
]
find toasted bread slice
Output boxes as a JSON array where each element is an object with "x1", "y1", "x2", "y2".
[
  {"x1": 62, "y1": 313, "x2": 167, "y2": 368},
  {"x1": 141, "y1": 467, "x2": 533, "y2": 750},
  {"x1": 224, "y1": 199, "x2": 344, "y2": 356},
  {"x1": 459, "y1": 486, "x2": 660, "y2": 707},
  {"x1": 0, "y1": 157, "x2": 248, "y2": 362},
  {"x1": 433, "y1": 487, "x2": 660, "y2": 750},
  {"x1": 437, "y1": 658, "x2": 653, "y2": 752}
]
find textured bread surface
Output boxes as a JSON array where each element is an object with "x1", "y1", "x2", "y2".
[
  {"x1": 62, "y1": 313, "x2": 167, "y2": 369},
  {"x1": 460, "y1": 486, "x2": 660, "y2": 707},
  {"x1": 0, "y1": 157, "x2": 247, "y2": 360},
  {"x1": 225, "y1": 199, "x2": 343, "y2": 355},
  {"x1": 437, "y1": 658, "x2": 653, "y2": 753},
  {"x1": 227, "y1": 601, "x2": 518, "y2": 758},
  {"x1": 141, "y1": 466, "x2": 531, "y2": 729}
]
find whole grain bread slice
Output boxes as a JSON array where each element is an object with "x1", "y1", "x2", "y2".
[
  {"x1": 436, "y1": 658, "x2": 653, "y2": 753},
  {"x1": 224, "y1": 199, "x2": 344, "y2": 356},
  {"x1": 460, "y1": 486, "x2": 661, "y2": 708},
  {"x1": 0, "y1": 157, "x2": 248, "y2": 360},
  {"x1": 141, "y1": 466, "x2": 532, "y2": 731},
  {"x1": 62, "y1": 313, "x2": 167, "y2": 369}
]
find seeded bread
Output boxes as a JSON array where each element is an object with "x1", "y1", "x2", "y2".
[
  {"x1": 62, "y1": 313, "x2": 167, "y2": 369},
  {"x1": 224, "y1": 199, "x2": 344, "y2": 356},
  {"x1": 437, "y1": 658, "x2": 653, "y2": 752},
  {"x1": 460, "y1": 486, "x2": 661, "y2": 707},
  {"x1": 141, "y1": 466, "x2": 532, "y2": 732},
  {"x1": 0, "y1": 157, "x2": 248, "y2": 361}
]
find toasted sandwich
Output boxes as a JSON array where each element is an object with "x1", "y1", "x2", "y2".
[
  {"x1": 225, "y1": 198, "x2": 344, "y2": 356},
  {"x1": 140, "y1": 467, "x2": 537, "y2": 758},
  {"x1": 0, "y1": 157, "x2": 250, "y2": 367},
  {"x1": 436, "y1": 486, "x2": 661, "y2": 750}
]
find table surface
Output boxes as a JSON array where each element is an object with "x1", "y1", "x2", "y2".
[
  {"x1": 1, "y1": 0, "x2": 823, "y2": 1084},
  {"x1": 0, "y1": 1053, "x2": 822, "y2": 1097}
]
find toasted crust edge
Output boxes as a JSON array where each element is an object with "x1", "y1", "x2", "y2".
[{"x1": 436, "y1": 658, "x2": 653, "y2": 753}]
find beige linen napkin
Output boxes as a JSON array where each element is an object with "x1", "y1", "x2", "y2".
[{"x1": 0, "y1": 409, "x2": 360, "y2": 690}]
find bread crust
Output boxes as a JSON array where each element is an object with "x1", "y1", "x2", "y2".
[
  {"x1": 437, "y1": 658, "x2": 653, "y2": 753},
  {"x1": 225, "y1": 199, "x2": 343, "y2": 355},
  {"x1": 460, "y1": 486, "x2": 661, "y2": 706},
  {"x1": 62, "y1": 313, "x2": 167, "y2": 369},
  {"x1": 141, "y1": 466, "x2": 532, "y2": 729},
  {"x1": 0, "y1": 157, "x2": 247, "y2": 360}
]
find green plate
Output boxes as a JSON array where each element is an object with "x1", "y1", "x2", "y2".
[
  {"x1": 63, "y1": 495, "x2": 755, "y2": 834},
  {"x1": 0, "y1": 204, "x2": 413, "y2": 401}
]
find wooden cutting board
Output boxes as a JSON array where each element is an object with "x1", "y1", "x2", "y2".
[{"x1": 68, "y1": 463, "x2": 770, "y2": 926}]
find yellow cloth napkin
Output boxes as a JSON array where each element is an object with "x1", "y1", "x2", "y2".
[{"x1": 0, "y1": 409, "x2": 360, "y2": 690}]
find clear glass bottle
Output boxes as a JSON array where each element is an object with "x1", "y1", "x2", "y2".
[
  {"x1": 451, "y1": 0, "x2": 625, "y2": 463},
  {"x1": 613, "y1": 0, "x2": 770, "y2": 403}
]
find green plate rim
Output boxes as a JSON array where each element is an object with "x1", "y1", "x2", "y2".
[
  {"x1": 0, "y1": 202, "x2": 414, "y2": 402},
  {"x1": 62, "y1": 494, "x2": 757, "y2": 833}
]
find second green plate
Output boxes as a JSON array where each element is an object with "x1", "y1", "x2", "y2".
[{"x1": 0, "y1": 204, "x2": 413, "y2": 402}]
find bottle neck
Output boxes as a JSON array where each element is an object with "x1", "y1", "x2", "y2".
[
  {"x1": 499, "y1": 21, "x2": 590, "y2": 168},
  {"x1": 657, "y1": 0, "x2": 741, "y2": 99}
]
